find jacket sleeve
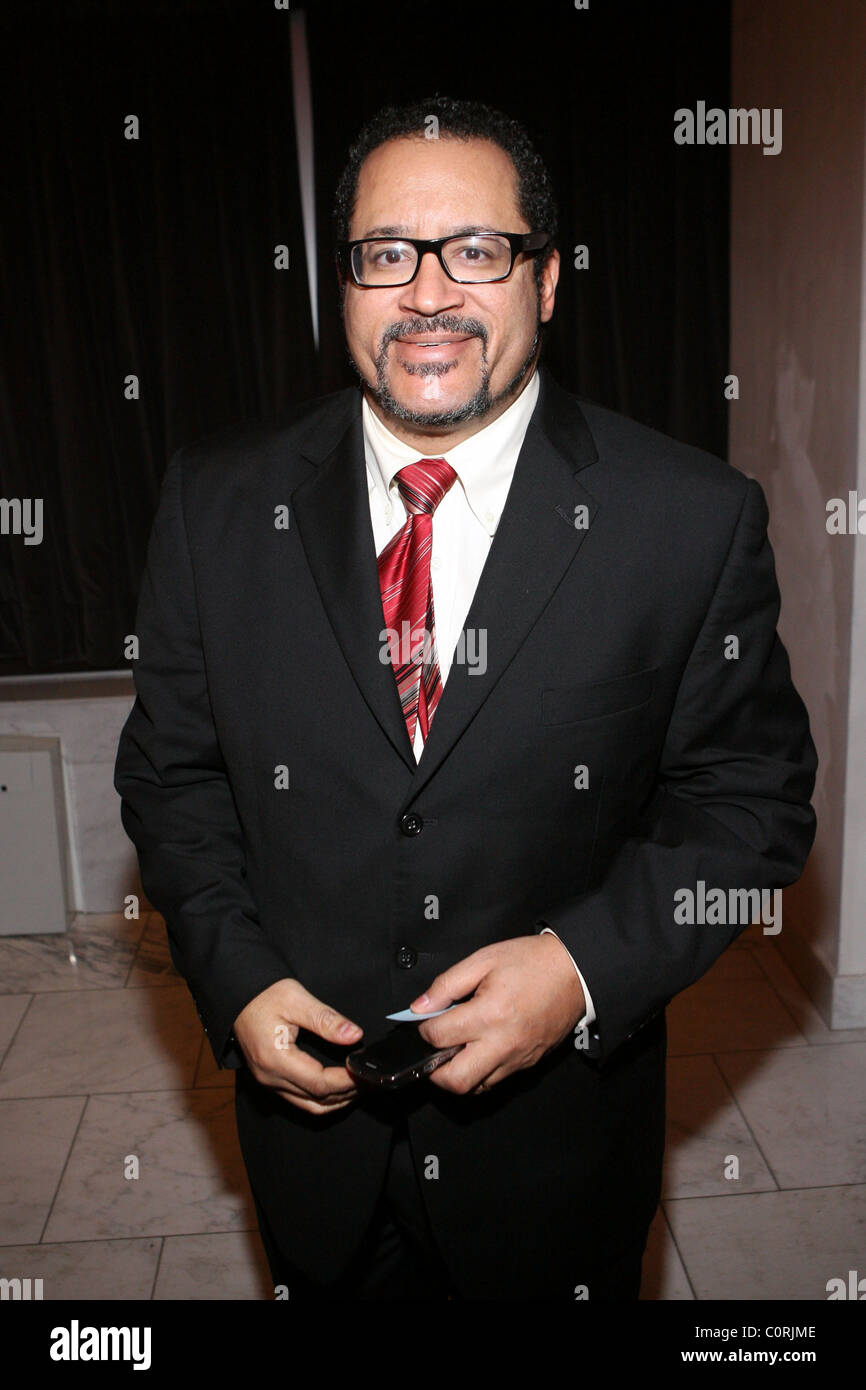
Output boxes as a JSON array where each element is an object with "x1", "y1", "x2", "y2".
[
  {"x1": 536, "y1": 477, "x2": 817, "y2": 1062},
  {"x1": 114, "y1": 450, "x2": 293, "y2": 1068}
]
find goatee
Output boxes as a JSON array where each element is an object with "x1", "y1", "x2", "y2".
[{"x1": 349, "y1": 314, "x2": 541, "y2": 430}]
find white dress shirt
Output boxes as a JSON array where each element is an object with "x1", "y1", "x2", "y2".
[{"x1": 362, "y1": 369, "x2": 596, "y2": 1030}]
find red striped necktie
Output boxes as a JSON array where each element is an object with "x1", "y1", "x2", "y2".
[{"x1": 377, "y1": 457, "x2": 458, "y2": 748}]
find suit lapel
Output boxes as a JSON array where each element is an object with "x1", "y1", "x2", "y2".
[
  {"x1": 289, "y1": 366, "x2": 601, "y2": 785},
  {"x1": 290, "y1": 401, "x2": 418, "y2": 771},
  {"x1": 407, "y1": 367, "x2": 601, "y2": 797}
]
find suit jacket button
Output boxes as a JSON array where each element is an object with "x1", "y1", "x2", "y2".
[
  {"x1": 396, "y1": 946, "x2": 418, "y2": 969},
  {"x1": 400, "y1": 812, "x2": 423, "y2": 836}
]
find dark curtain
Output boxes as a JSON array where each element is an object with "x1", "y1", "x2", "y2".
[
  {"x1": 1, "y1": 0, "x2": 729, "y2": 676},
  {"x1": 1, "y1": 1, "x2": 315, "y2": 673}
]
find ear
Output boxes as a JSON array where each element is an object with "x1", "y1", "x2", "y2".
[{"x1": 539, "y1": 248, "x2": 560, "y2": 323}]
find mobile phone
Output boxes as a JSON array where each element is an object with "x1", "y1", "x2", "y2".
[{"x1": 347, "y1": 1026, "x2": 464, "y2": 1089}]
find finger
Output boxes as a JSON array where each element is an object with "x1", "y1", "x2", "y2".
[
  {"x1": 271, "y1": 1047, "x2": 360, "y2": 1099},
  {"x1": 427, "y1": 1042, "x2": 503, "y2": 1095},
  {"x1": 287, "y1": 982, "x2": 364, "y2": 1047},
  {"x1": 408, "y1": 948, "x2": 492, "y2": 1015},
  {"x1": 471, "y1": 1063, "x2": 511, "y2": 1094},
  {"x1": 250, "y1": 1048, "x2": 360, "y2": 1092},
  {"x1": 275, "y1": 1088, "x2": 357, "y2": 1115},
  {"x1": 268, "y1": 1074, "x2": 359, "y2": 1109},
  {"x1": 417, "y1": 996, "x2": 485, "y2": 1048}
]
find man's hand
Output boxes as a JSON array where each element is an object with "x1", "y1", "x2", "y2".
[
  {"x1": 233, "y1": 978, "x2": 363, "y2": 1115},
  {"x1": 413, "y1": 934, "x2": 586, "y2": 1095}
]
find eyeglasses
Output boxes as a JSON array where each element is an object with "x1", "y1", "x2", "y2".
[{"x1": 336, "y1": 231, "x2": 551, "y2": 287}]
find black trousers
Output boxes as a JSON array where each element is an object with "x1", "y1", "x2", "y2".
[{"x1": 254, "y1": 1116, "x2": 645, "y2": 1301}]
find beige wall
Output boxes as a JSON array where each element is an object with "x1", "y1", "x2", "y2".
[{"x1": 730, "y1": 0, "x2": 866, "y2": 1023}]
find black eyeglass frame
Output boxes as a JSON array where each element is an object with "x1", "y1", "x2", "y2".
[{"x1": 336, "y1": 231, "x2": 551, "y2": 286}]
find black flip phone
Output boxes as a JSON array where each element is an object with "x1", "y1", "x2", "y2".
[{"x1": 347, "y1": 1026, "x2": 464, "y2": 1089}]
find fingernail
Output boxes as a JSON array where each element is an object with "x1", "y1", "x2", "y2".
[
  {"x1": 340, "y1": 1021, "x2": 360, "y2": 1037},
  {"x1": 411, "y1": 994, "x2": 430, "y2": 1010}
]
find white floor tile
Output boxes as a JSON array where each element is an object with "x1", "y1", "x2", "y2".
[
  {"x1": 154, "y1": 1230, "x2": 271, "y2": 1299},
  {"x1": 0, "y1": 1237, "x2": 160, "y2": 1299},
  {"x1": 715, "y1": 1043, "x2": 866, "y2": 1188},
  {"x1": 0, "y1": 914, "x2": 143, "y2": 994},
  {"x1": 44, "y1": 1089, "x2": 256, "y2": 1242},
  {"x1": 0, "y1": 994, "x2": 30, "y2": 1059},
  {"x1": 0, "y1": 1096, "x2": 85, "y2": 1244},
  {"x1": 0, "y1": 986, "x2": 202, "y2": 1098},
  {"x1": 665, "y1": 1185, "x2": 866, "y2": 1299},
  {"x1": 663, "y1": 1055, "x2": 777, "y2": 1198}
]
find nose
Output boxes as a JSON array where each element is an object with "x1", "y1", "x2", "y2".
[{"x1": 399, "y1": 249, "x2": 464, "y2": 316}]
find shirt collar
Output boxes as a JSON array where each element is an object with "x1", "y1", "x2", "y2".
[{"x1": 363, "y1": 367, "x2": 540, "y2": 537}]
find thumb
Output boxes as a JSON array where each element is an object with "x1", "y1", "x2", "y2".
[
  {"x1": 409, "y1": 950, "x2": 488, "y2": 1014},
  {"x1": 289, "y1": 981, "x2": 363, "y2": 1044}
]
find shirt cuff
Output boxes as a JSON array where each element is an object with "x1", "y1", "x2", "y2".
[{"x1": 539, "y1": 926, "x2": 597, "y2": 1027}]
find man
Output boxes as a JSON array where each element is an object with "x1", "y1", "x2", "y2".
[{"x1": 114, "y1": 97, "x2": 817, "y2": 1301}]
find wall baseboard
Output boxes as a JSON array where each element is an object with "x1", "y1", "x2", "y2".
[{"x1": 778, "y1": 928, "x2": 866, "y2": 1030}]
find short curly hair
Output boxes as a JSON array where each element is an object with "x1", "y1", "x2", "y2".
[{"x1": 333, "y1": 96, "x2": 559, "y2": 288}]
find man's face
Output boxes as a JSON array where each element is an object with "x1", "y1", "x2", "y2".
[{"x1": 342, "y1": 136, "x2": 559, "y2": 434}]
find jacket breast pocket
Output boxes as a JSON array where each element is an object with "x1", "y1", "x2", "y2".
[{"x1": 541, "y1": 666, "x2": 657, "y2": 725}]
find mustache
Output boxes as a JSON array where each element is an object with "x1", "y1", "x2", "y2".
[{"x1": 380, "y1": 315, "x2": 488, "y2": 350}]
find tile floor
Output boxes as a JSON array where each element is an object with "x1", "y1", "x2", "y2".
[{"x1": 1, "y1": 913, "x2": 864, "y2": 1300}]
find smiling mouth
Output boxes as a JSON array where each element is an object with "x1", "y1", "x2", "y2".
[{"x1": 396, "y1": 335, "x2": 474, "y2": 347}]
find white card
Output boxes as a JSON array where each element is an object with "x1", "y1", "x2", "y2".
[{"x1": 386, "y1": 1003, "x2": 457, "y2": 1023}]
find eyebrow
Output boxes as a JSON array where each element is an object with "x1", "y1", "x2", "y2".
[{"x1": 357, "y1": 224, "x2": 501, "y2": 239}]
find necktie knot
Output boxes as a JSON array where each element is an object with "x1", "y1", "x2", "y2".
[{"x1": 395, "y1": 458, "x2": 457, "y2": 516}]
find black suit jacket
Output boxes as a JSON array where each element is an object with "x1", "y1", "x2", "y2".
[{"x1": 114, "y1": 365, "x2": 817, "y2": 1297}]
